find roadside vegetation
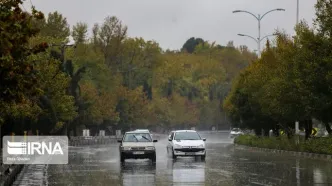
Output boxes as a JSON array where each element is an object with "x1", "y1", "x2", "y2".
[
  {"x1": 235, "y1": 135, "x2": 332, "y2": 155},
  {"x1": 224, "y1": 0, "x2": 332, "y2": 140},
  {"x1": 0, "y1": 0, "x2": 257, "y2": 138}
]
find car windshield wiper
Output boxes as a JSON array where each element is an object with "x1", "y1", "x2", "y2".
[
  {"x1": 133, "y1": 135, "x2": 139, "y2": 142},
  {"x1": 141, "y1": 136, "x2": 151, "y2": 141}
]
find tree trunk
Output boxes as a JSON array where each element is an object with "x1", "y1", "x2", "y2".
[
  {"x1": 304, "y1": 119, "x2": 313, "y2": 140},
  {"x1": 323, "y1": 121, "x2": 332, "y2": 134},
  {"x1": 254, "y1": 128, "x2": 262, "y2": 136},
  {"x1": 263, "y1": 129, "x2": 270, "y2": 137},
  {"x1": 286, "y1": 128, "x2": 293, "y2": 139},
  {"x1": 73, "y1": 125, "x2": 77, "y2": 136},
  {"x1": 273, "y1": 125, "x2": 280, "y2": 137},
  {"x1": 284, "y1": 124, "x2": 294, "y2": 139}
]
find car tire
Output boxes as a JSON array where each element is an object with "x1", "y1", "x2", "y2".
[
  {"x1": 172, "y1": 149, "x2": 177, "y2": 159},
  {"x1": 201, "y1": 154, "x2": 206, "y2": 161},
  {"x1": 120, "y1": 153, "x2": 125, "y2": 163},
  {"x1": 151, "y1": 153, "x2": 156, "y2": 163}
]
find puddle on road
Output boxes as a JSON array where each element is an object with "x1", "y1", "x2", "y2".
[{"x1": 99, "y1": 159, "x2": 119, "y2": 163}]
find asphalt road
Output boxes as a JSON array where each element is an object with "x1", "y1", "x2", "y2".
[{"x1": 14, "y1": 132, "x2": 332, "y2": 186}]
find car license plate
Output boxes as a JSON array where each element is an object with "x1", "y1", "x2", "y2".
[
  {"x1": 133, "y1": 151, "x2": 144, "y2": 155},
  {"x1": 185, "y1": 152, "x2": 195, "y2": 155}
]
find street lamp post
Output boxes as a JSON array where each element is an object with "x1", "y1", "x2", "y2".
[
  {"x1": 233, "y1": 8, "x2": 285, "y2": 57},
  {"x1": 237, "y1": 33, "x2": 277, "y2": 53},
  {"x1": 296, "y1": 0, "x2": 299, "y2": 25}
]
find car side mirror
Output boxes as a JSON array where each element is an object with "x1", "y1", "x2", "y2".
[
  {"x1": 117, "y1": 140, "x2": 122, "y2": 143},
  {"x1": 153, "y1": 140, "x2": 158, "y2": 142},
  {"x1": 202, "y1": 138, "x2": 206, "y2": 141}
]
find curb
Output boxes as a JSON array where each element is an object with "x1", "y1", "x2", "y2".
[
  {"x1": 234, "y1": 144, "x2": 332, "y2": 161},
  {"x1": 0, "y1": 164, "x2": 24, "y2": 186}
]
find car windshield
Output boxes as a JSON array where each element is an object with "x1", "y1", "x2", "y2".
[
  {"x1": 174, "y1": 132, "x2": 201, "y2": 140},
  {"x1": 123, "y1": 133, "x2": 152, "y2": 142},
  {"x1": 232, "y1": 128, "x2": 240, "y2": 132}
]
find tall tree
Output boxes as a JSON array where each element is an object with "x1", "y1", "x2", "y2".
[
  {"x1": 40, "y1": 11, "x2": 70, "y2": 41},
  {"x1": 0, "y1": 0, "x2": 47, "y2": 123},
  {"x1": 93, "y1": 16, "x2": 128, "y2": 69},
  {"x1": 72, "y1": 22, "x2": 88, "y2": 44},
  {"x1": 181, "y1": 37, "x2": 204, "y2": 53}
]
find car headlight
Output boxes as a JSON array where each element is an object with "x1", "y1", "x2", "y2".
[
  {"x1": 121, "y1": 146, "x2": 131, "y2": 150},
  {"x1": 174, "y1": 144, "x2": 182, "y2": 148},
  {"x1": 145, "y1": 146, "x2": 155, "y2": 150},
  {"x1": 198, "y1": 144, "x2": 204, "y2": 148}
]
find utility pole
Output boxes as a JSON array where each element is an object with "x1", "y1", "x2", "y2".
[{"x1": 296, "y1": 0, "x2": 299, "y2": 25}]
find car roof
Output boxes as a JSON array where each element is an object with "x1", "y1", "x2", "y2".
[
  {"x1": 173, "y1": 130, "x2": 197, "y2": 133},
  {"x1": 125, "y1": 130, "x2": 150, "y2": 134},
  {"x1": 135, "y1": 129, "x2": 150, "y2": 132}
]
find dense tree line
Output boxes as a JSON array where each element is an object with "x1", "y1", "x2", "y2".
[
  {"x1": 224, "y1": 0, "x2": 332, "y2": 139},
  {"x1": 0, "y1": 0, "x2": 256, "y2": 137}
]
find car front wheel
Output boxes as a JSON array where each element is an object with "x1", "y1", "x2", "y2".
[
  {"x1": 120, "y1": 153, "x2": 125, "y2": 163},
  {"x1": 151, "y1": 153, "x2": 156, "y2": 163},
  {"x1": 172, "y1": 149, "x2": 177, "y2": 159}
]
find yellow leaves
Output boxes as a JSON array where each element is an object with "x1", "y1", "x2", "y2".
[
  {"x1": 147, "y1": 92, "x2": 199, "y2": 127},
  {"x1": 154, "y1": 52, "x2": 225, "y2": 92},
  {"x1": 54, "y1": 122, "x2": 64, "y2": 131},
  {"x1": 1, "y1": 100, "x2": 42, "y2": 120},
  {"x1": 154, "y1": 53, "x2": 188, "y2": 85},
  {"x1": 81, "y1": 81, "x2": 98, "y2": 101},
  {"x1": 80, "y1": 81, "x2": 119, "y2": 123}
]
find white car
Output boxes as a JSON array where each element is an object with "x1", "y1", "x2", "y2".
[
  {"x1": 167, "y1": 130, "x2": 206, "y2": 160},
  {"x1": 230, "y1": 128, "x2": 244, "y2": 138},
  {"x1": 135, "y1": 129, "x2": 153, "y2": 139},
  {"x1": 118, "y1": 130, "x2": 158, "y2": 163},
  {"x1": 135, "y1": 129, "x2": 150, "y2": 133}
]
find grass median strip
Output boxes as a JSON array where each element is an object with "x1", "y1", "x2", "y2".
[{"x1": 234, "y1": 135, "x2": 332, "y2": 155}]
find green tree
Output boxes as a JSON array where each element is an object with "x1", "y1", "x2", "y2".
[
  {"x1": 40, "y1": 11, "x2": 70, "y2": 41},
  {"x1": 93, "y1": 16, "x2": 128, "y2": 69},
  {"x1": 72, "y1": 22, "x2": 88, "y2": 44},
  {"x1": 181, "y1": 37, "x2": 204, "y2": 53},
  {"x1": 0, "y1": 0, "x2": 47, "y2": 124}
]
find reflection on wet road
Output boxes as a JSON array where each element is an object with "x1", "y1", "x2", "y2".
[{"x1": 39, "y1": 133, "x2": 332, "y2": 185}]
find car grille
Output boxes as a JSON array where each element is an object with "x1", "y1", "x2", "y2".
[
  {"x1": 175, "y1": 147, "x2": 204, "y2": 152},
  {"x1": 131, "y1": 147, "x2": 145, "y2": 150},
  {"x1": 182, "y1": 146, "x2": 197, "y2": 148}
]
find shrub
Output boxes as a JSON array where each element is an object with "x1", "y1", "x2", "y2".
[{"x1": 234, "y1": 135, "x2": 332, "y2": 155}]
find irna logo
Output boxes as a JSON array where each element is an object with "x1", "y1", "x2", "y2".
[{"x1": 7, "y1": 141, "x2": 64, "y2": 155}]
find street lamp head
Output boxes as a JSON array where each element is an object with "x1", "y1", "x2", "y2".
[
  {"x1": 237, "y1": 34, "x2": 245, "y2": 36},
  {"x1": 276, "y1": 8, "x2": 286, "y2": 11},
  {"x1": 233, "y1": 10, "x2": 242, "y2": 13}
]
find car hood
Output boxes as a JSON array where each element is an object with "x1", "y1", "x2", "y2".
[
  {"x1": 122, "y1": 142, "x2": 154, "y2": 147},
  {"x1": 173, "y1": 140, "x2": 205, "y2": 147}
]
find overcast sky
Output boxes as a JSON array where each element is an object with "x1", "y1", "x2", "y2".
[{"x1": 24, "y1": 0, "x2": 317, "y2": 51}]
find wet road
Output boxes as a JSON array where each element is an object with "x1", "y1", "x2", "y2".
[{"x1": 15, "y1": 132, "x2": 332, "y2": 186}]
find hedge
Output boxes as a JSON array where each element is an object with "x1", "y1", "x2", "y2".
[{"x1": 234, "y1": 135, "x2": 332, "y2": 155}]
